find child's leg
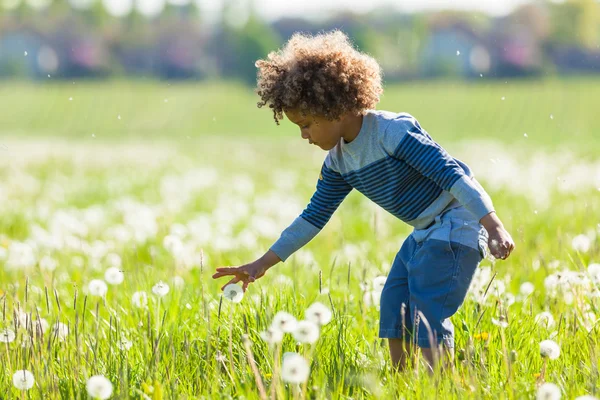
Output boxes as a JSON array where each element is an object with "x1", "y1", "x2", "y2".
[
  {"x1": 388, "y1": 338, "x2": 414, "y2": 371},
  {"x1": 421, "y1": 344, "x2": 454, "y2": 374}
]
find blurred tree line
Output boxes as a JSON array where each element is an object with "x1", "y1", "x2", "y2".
[{"x1": 0, "y1": 0, "x2": 599, "y2": 83}]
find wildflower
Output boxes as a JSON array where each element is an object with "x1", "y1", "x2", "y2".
[
  {"x1": 540, "y1": 339, "x2": 560, "y2": 360},
  {"x1": 281, "y1": 353, "x2": 310, "y2": 384},
  {"x1": 536, "y1": 382, "x2": 561, "y2": 400},
  {"x1": 292, "y1": 320, "x2": 320, "y2": 344},
  {"x1": 104, "y1": 267, "x2": 124, "y2": 285},
  {"x1": 223, "y1": 284, "x2": 243, "y2": 303},
  {"x1": 152, "y1": 281, "x2": 169, "y2": 297},
  {"x1": 272, "y1": 311, "x2": 297, "y2": 333},
  {"x1": 575, "y1": 396, "x2": 599, "y2": 400},
  {"x1": 588, "y1": 263, "x2": 600, "y2": 283},
  {"x1": 474, "y1": 332, "x2": 490, "y2": 341},
  {"x1": 12, "y1": 370, "x2": 34, "y2": 390},
  {"x1": 535, "y1": 312, "x2": 555, "y2": 329},
  {"x1": 117, "y1": 338, "x2": 133, "y2": 351},
  {"x1": 88, "y1": 279, "x2": 108, "y2": 296},
  {"x1": 132, "y1": 291, "x2": 148, "y2": 308},
  {"x1": 0, "y1": 328, "x2": 16, "y2": 343},
  {"x1": 260, "y1": 326, "x2": 284, "y2": 344},
  {"x1": 305, "y1": 302, "x2": 332, "y2": 326},
  {"x1": 363, "y1": 290, "x2": 381, "y2": 308},
  {"x1": 86, "y1": 375, "x2": 113, "y2": 400}
]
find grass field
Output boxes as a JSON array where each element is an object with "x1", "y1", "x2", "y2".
[{"x1": 0, "y1": 79, "x2": 599, "y2": 399}]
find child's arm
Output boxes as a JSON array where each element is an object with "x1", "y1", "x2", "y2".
[{"x1": 212, "y1": 160, "x2": 353, "y2": 291}]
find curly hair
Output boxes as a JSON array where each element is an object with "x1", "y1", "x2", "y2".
[{"x1": 255, "y1": 30, "x2": 383, "y2": 125}]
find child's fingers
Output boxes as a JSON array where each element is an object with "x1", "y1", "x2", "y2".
[{"x1": 212, "y1": 267, "x2": 238, "y2": 279}]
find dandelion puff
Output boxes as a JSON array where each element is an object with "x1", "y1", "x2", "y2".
[
  {"x1": 259, "y1": 326, "x2": 284, "y2": 344},
  {"x1": 292, "y1": 320, "x2": 320, "y2": 344},
  {"x1": 0, "y1": 328, "x2": 16, "y2": 343},
  {"x1": 536, "y1": 382, "x2": 561, "y2": 400},
  {"x1": 12, "y1": 370, "x2": 35, "y2": 390},
  {"x1": 86, "y1": 375, "x2": 113, "y2": 400},
  {"x1": 132, "y1": 291, "x2": 148, "y2": 308},
  {"x1": 272, "y1": 311, "x2": 297, "y2": 333},
  {"x1": 117, "y1": 338, "x2": 132, "y2": 351},
  {"x1": 305, "y1": 302, "x2": 332, "y2": 326},
  {"x1": 588, "y1": 263, "x2": 600, "y2": 283},
  {"x1": 281, "y1": 353, "x2": 310, "y2": 384},
  {"x1": 223, "y1": 283, "x2": 243, "y2": 303},
  {"x1": 104, "y1": 267, "x2": 124, "y2": 285},
  {"x1": 535, "y1": 312, "x2": 555, "y2": 329},
  {"x1": 492, "y1": 317, "x2": 509, "y2": 329},
  {"x1": 363, "y1": 290, "x2": 381, "y2": 308},
  {"x1": 520, "y1": 282, "x2": 535, "y2": 296},
  {"x1": 372, "y1": 276, "x2": 387, "y2": 292},
  {"x1": 88, "y1": 279, "x2": 108, "y2": 296},
  {"x1": 572, "y1": 234, "x2": 591, "y2": 253},
  {"x1": 540, "y1": 339, "x2": 561, "y2": 360},
  {"x1": 52, "y1": 322, "x2": 69, "y2": 341},
  {"x1": 575, "y1": 396, "x2": 599, "y2": 400},
  {"x1": 152, "y1": 281, "x2": 170, "y2": 297}
]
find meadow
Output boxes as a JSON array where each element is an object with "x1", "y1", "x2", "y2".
[{"x1": 0, "y1": 78, "x2": 599, "y2": 399}]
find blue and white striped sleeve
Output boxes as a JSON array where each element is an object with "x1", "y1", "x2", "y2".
[
  {"x1": 390, "y1": 115, "x2": 495, "y2": 221},
  {"x1": 270, "y1": 159, "x2": 353, "y2": 262}
]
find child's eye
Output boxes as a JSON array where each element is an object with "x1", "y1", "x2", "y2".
[{"x1": 301, "y1": 125, "x2": 309, "y2": 129}]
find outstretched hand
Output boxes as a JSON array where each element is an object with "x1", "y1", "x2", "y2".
[{"x1": 211, "y1": 262, "x2": 268, "y2": 292}]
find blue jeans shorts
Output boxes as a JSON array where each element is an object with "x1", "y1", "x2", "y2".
[{"x1": 378, "y1": 205, "x2": 488, "y2": 348}]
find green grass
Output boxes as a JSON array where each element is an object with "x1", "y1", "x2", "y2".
[{"x1": 0, "y1": 80, "x2": 599, "y2": 399}]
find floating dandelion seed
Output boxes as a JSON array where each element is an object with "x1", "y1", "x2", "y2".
[
  {"x1": 536, "y1": 382, "x2": 561, "y2": 400},
  {"x1": 272, "y1": 311, "x2": 297, "y2": 333},
  {"x1": 117, "y1": 115, "x2": 121, "y2": 120},
  {"x1": 24, "y1": 51, "x2": 28, "y2": 56},
  {"x1": 104, "y1": 267, "x2": 124, "y2": 285},
  {"x1": 281, "y1": 353, "x2": 310, "y2": 384},
  {"x1": 480, "y1": 73, "x2": 483, "y2": 77},
  {"x1": 260, "y1": 326, "x2": 284, "y2": 344},
  {"x1": 91, "y1": 133, "x2": 96, "y2": 138},
  {"x1": 223, "y1": 283, "x2": 243, "y2": 303},
  {"x1": 69, "y1": 97, "x2": 73, "y2": 101},
  {"x1": 540, "y1": 339, "x2": 561, "y2": 360},
  {"x1": 456, "y1": 50, "x2": 460, "y2": 56},
  {"x1": 305, "y1": 302, "x2": 332, "y2": 326},
  {"x1": 524, "y1": 133, "x2": 528, "y2": 138},
  {"x1": 152, "y1": 281, "x2": 169, "y2": 297},
  {"x1": 12, "y1": 370, "x2": 34, "y2": 390},
  {"x1": 88, "y1": 279, "x2": 108, "y2": 296},
  {"x1": 86, "y1": 375, "x2": 113, "y2": 400},
  {"x1": 0, "y1": 328, "x2": 16, "y2": 343},
  {"x1": 501, "y1": 96, "x2": 505, "y2": 100},
  {"x1": 185, "y1": 303, "x2": 192, "y2": 310},
  {"x1": 550, "y1": 114, "x2": 554, "y2": 120},
  {"x1": 132, "y1": 291, "x2": 148, "y2": 308},
  {"x1": 292, "y1": 320, "x2": 320, "y2": 344}
]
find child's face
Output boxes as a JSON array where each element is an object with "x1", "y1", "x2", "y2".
[{"x1": 284, "y1": 109, "x2": 345, "y2": 151}]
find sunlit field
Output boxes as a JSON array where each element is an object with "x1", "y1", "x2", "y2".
[{"x1": 1, "y1": 80, "x2": 599, "y2": 399}]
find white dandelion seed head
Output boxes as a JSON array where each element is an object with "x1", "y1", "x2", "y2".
[
  {"x1": 272, "y1": 311, "x2": 297, "y2": 333},
  {"x1": 259, "y1": 326, "x2": 284, "y2": 344},
  {"x1": 88, "y1": 279, "x2": 108, "y2": 296},
  {"x1": 223, "y1": 284, "x2": 243, "y2": 303},
  {"x1": 34, "y1": 318, "x2": 49, "y2": 334},
  {"x1": 12, "y1": 370, "x2": 35, "y2": 390},
  {"x1": 281, "y1": 353, "x2": 310, "y2": 384},
  {"x1": 117, "y1": 337, "x2": 132, "y2": 351},
  {"x1": 572, "y1": 234, "x2": 591, "y2": 253},
  {"x1": 588, "y1": 263, "x2": 600, "y2": 283},
  {"x1": 363, "y1": 290, "x2": 381, "y2": 308},
  {"x1": 535, "y1": 312, "x2": 555, "y2": 329},
  {"x1": 171, "y1": 275, "x2": 185, "y2": 289},
  {"x1": 292, "y1": 320, "x2": 320, "y2": 344},
  {"x1": 86, "y1": 375, "x2": 113, "y2": 400},
  {"x1": 575, "y1": 396, "x2": 599, "y2": 400},
  {"x1": 372, "y1": 276, "x2": 387, "y2": 292},
  {"x1": 52, "y1": 322, "x2": 69, "y2": 341},
  {"x1": 540, "y1": 339, "x2": 561, "y2": 360},
  {"x1": 492, "y1": 317, "x2": 509, "y2": 329},
  {"x1": 536, "y1": 382, "x2": 561, "y2": 400},
  {"x1": 0, "y1": 328, "x2": 16, "y2": 343},
  {"x1": 104, "y1": 267, "x2": 124, "y2": 285},
  {"x1": 132, "y1": 291, "x2": 148, "y2": 308},
  {"x1": 152, "y1": 281, "x2": 170, "y2": 297},
  {"x1": 305, "y1": 302, "x2": 332, "y2": 326},
  {"x1": 520, "y1": 282, "x2": 535, "y2": 296}
]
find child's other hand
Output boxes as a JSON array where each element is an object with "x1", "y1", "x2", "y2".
[
  {"x1": 211, "y1": 262, "x2": 269, "y2": 292},
  {"x1": 487, "y1": 227, "x2": 515, "y2": 260}
]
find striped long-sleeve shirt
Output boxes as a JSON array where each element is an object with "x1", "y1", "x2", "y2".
[{"x1": 270, "y1": 110, "x2": 494, "y2": 262}]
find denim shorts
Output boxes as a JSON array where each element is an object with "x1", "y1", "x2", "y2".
[{"x1": 378, "y1": 205, "x2": 488, "y2": 348}]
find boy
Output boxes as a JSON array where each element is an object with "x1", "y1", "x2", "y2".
[{"x1": 212, "y1": 30, "x2": 515, "y2": 373}]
